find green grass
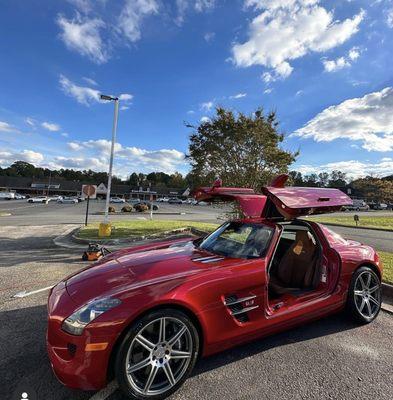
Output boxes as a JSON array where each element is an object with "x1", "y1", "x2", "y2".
[
  {"x1": 305, "y1": 215, "x2": 393, "y2": 230},
  {"x1": 380, "y1": 252, "x2": 393, "y2": 285},
  {"x1": 78, "y1": 220, "x2": 219, "y2": 239}
]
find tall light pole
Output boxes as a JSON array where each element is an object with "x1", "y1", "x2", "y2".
[{"x1": 99, "y1": 94, "x2": 119, "y2": 236}]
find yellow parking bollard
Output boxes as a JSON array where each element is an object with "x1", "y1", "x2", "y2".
[{"x1": 99, "y1": 221, "x2": 112, "y2": 237}]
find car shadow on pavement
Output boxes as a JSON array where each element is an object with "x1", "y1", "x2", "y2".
[
  {"x1": 1, "y1": 304, "x2": 359, "y2": 400},
  {"x1": 191, "y1": 312, "x2": 359, "y2": 378}
]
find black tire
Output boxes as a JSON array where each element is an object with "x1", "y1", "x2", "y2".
[
  {"x1": 28, "y1": 200, "x2": 33, "y2": 203},
  {"x1": 115, "y1": 308, "x2": 199, "y2": 400},
  {"x1": 346, "y1": 266, "x2": 381, "y2": 324}
]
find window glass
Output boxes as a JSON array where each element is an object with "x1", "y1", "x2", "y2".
[{"x1": 199, "y1": 222, "x2": 274, "y2": 259}]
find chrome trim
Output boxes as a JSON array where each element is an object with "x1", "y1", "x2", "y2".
[
  {"x1": 231, "y1": 305, "x2": 259, "y2": 316},
  {"x1": 224, "y1": 294, "x2": 256, "y2": 306},
  {"x1": 200, "y1": 257, "x2": 225, "y2": 263}
]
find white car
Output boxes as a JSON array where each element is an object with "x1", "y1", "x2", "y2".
[
  {"x1": 157, "y1": 197, "x2": 169, "y2": 202},
  {"x1": 28, "y1": 196, "x2": 49, "y2": 203},
  {"x1": 14, "y1": 193, "x2": 26, "y2": 200},
  {"x1": 57, "y1": 197, "x2": 78, "y2": 204},
  {"x1": 110, "y1": 197, "x2": 126, "y2": 203}
]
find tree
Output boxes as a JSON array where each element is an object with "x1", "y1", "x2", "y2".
[
  {"x1": 328, "y1": 170, "x2": 347, "y2": 188},
  {"x1": 288, "y1": 171, "x2": 304, "y2": 186},
  {"x1": 187, "y1": 107, "x2": 298, "y2": 190}
]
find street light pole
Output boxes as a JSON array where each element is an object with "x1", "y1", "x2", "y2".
[
  {"x1": 99, "y1": 94, "x2": 119, "y2": 236},
  {"x1": 104, "y1": 97, "x2": 119, "y2": 221}
]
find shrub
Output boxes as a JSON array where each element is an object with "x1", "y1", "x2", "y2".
[
  {"x1": 108, "y1": 206, "x2": 116, "y2": 213},
  {"x1": 134, "y1": 203, "x2": 149, "y2": 212},
  {"x1": 121, "y1": 205, "x2": 133, "y2": 213}
]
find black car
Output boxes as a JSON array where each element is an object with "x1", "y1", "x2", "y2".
[{"x1": 168, "y1": 197, "x2": 183, "y2": 204}]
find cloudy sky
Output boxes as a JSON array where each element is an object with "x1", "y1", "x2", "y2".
[{"x1": 0, "y1": 0, "x2": 392, "y2": 180}]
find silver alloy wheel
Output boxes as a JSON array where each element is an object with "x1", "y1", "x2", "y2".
[
  {"x1": 354, "y1": 271, "x2": 381, "y2": 319},
  {"x1": 125, "y1": 317, "x2": 193, "y2": 396}
]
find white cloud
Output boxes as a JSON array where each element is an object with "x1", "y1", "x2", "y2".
[
  {"x1": 67, "y1": 142, "x2": 83, "y2": 151},
  {"x1": 61, "y1": 132, "x2": 69, "y2": 138},
  {"x1": 322, "y1": 56, "x2": 350, "y2": 72},
  {"x1": 295, "y1": 90, "x2": 304, "y2": 96},
  {"x1": 187, "y1": 110, "x2": 195, "y2": 114},
  {"x1": 322, "y1": 47, "x2": 361, "y2": 72},
  {"x1": 119, "y1": 93, "x2": 133, "y2": 101},
  {"x1": 200, "y1": 116, "x2": 211, "y2": 123},
  {"x1": 117, "y1": 0, "x2": 159, "y2": 43},
  {"x1": 41, "y1": 122, "x2": 61, "y2": 132},
  {"x1": 82, "y1": 77, "x2": 98, "y2": 86},
  {"x1": 293, "y1": 87, "x2": 393, "y2": 152},
  {"x1": 66, "y1": 138, "x2": 187, "y2": 176},
  {"x1": 204, "y1": 32, "x2": 216, "y2": 42},
  {"x1": 387, "y1": 8, "x2": 393, "y2": 28},
  {"x1": 200, "y1": 101, "x2": 214, "y2": 111},
  {"x1": 195, "y1": 0, "x2": 216, "y2": 12},
  {"x1": 229, "y1": 93, "x2": 247, "y2": 99},
  {"x1": 57, "y1": 14, "x2": 108, "y2": 64},
  {"x1": 0, "y1": 149, "x2": 44, "y2": 166},
  {"x1": 295, "y1": 159, "x2": 393, "y2": 179},
  {"x1": 264, "y1": 88, "x2": 273, "y2": 94},
  {"x1": 233, "y1": 1, "x2": 364, "y2": 78},
  {"x1": 59, "y1": 74, "x2": 101, "y2": 105},
  {"x1": 0, "y1": 121, "x2": 18, "y2": 133},
  {"x1": 68, "y1": 0, "x2": 92, "y2": 14}
]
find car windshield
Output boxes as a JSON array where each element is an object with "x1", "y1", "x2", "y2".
[{"x1": 198, "y1": 221, "x2": 274, "y2": 259}]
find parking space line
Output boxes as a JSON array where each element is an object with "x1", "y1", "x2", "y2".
[
  {"x1": 12, "y1": 285, "x2": 54, "y2": 298},
  {"x1": 88, "y1": 381, "x2": 118, "y2": 400}
]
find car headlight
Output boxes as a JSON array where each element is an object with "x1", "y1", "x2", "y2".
[{"x1": 62, "y1": 297, "x2": 121, "y2": 335}]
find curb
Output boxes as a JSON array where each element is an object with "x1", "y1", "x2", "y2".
[
  {"x1": 70, "y1": 226, "x2": 208, "y2": 246},
  {"x1": 312, "y1": 222, "x2": 393, "y2": 233},
  {"x1": 92, "y1": 212, "x2": 192, "y2": 216},
  {"x1": 382, "y1": 282, "x2": 393, "y2": 301}
]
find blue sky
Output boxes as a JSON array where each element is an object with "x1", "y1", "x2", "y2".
[{"x1": 0, "y1": 0, "x2": 392, "y2": 180}]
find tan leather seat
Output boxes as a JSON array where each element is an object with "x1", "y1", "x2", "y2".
[{"x1": 269, "y1": 230, "x2": 317, "y2": 295}]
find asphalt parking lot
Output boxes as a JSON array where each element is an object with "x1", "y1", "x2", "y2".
[{"x1": 1, "y1": 203, "x2": 393, "y2": 400}]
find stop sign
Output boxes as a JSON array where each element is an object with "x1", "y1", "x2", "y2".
[{"x1": 82, "y1": 185, "x2": 97, "y2": 197}]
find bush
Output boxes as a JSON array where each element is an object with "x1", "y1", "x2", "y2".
[
  {"x1": 108, "y1": 206, "x2": 116, "y2": 213},
  {"x1": 134, "y1": 203, "x2": 149, "y2": 212},
  {"x1": 121, "y1": 205, "x2": 133, "y2": 213}
]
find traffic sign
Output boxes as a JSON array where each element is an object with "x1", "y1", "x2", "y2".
[{"x1": 82, "y1": 184, "x2": 97, "y2": 199}]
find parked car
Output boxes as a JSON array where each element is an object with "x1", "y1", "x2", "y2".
[
  {"x1": 14, "y1": 193, "x2": 26, "y2": 199},
  {"x1": 0, "y1": 192, "x2": 15, "y2": 200},
  {"x1": 57, "y1": 197, "x2": 78, "y2": 204},
  {"x1": 47, "y1": 175, "x2": 383, "y2": 399},
  {"x1": 343, "y1": 199, "x2": 369, "y2": 211},
  {"x1": 27, "y1": 196, "x2": 49, "y2": 203},
  {"x1": 157, "y1": 197, "x2": 169, "y2": 202},
  {"x1": 110, "y1": 197, "x2": 126, "y2": 203},
  {"x1": 168, "y1": 197, "x2": 183, "y2": 204},
  {"x1": 372, "y1": 203, "x2": 388, "y2": 210}
]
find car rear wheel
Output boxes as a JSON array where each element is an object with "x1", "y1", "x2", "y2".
[
  {"x1": 347, "y1": 266, "x2": 381, "y2": 324},
  {"x1": 115, "y1": 309, "x2": 199, "y2": 400}
]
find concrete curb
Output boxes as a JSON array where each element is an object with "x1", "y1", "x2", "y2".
[
  {"x1": 70, "y1": 226, "x2": 207, "y2": 246},
  {"x1": 315, "y1": 222, "x2": 393, "y2": 233},
  {"x1": 92, "y1": 211, "x2": 192, "y2": 216}
]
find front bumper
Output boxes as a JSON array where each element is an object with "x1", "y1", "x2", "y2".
[{"x1": 47, "y1": 282, "x2": 117, "y2": 390}]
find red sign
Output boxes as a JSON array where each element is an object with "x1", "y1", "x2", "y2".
[{"x1": 82, "y1": 185, "x2": 97, "y2": 198}]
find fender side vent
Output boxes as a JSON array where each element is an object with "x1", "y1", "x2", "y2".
[{"x1": 224, "y1": 294, "x2": 258, "y2": 323}]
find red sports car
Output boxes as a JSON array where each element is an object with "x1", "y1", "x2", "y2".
[{"x1": 47, "y1": 175, "x2": 383, "y2": 399}]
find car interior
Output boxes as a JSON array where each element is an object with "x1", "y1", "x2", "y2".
[{"x1": 268, "y1": 222, "x2": 323, "y2": 302}]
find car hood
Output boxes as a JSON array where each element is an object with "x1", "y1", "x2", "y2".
[{"x1": 65, "y1": 241, "x2": 218, "y2": 303}]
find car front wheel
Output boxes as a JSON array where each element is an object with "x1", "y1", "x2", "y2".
[
  {"x1": 115, "y1": 309, "x2": 199, "y2": 400},
  {"x1": 347, "y1": 266, "x2": 382, "y2": 324}
]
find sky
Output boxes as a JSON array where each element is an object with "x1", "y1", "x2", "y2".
[{"x1": 0, "y1": 0, "x2": 392, "y2": 180}]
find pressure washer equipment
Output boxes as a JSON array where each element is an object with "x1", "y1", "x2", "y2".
[{"x1": 82, "y1": 243, "x2": 111, "y2": 261}]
